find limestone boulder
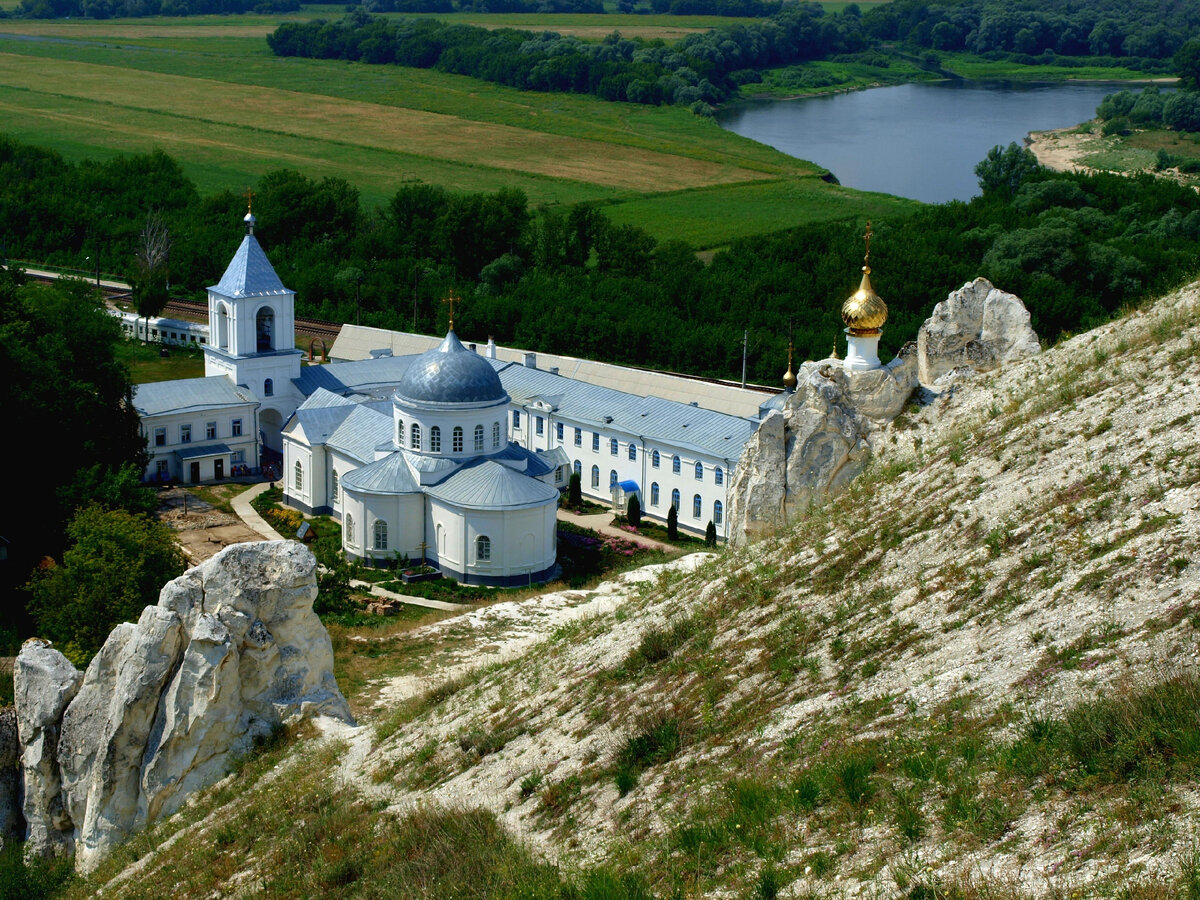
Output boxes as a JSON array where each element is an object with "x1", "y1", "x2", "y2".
[
  {"x1": 918, "y1": 278, "x2": 1040, "y2": 385},
  {"x1": 14, "y1": 639, "x2": 82, "y2": 858},
  {"x1": 17, "y1": 541, "x2": 353, "y2": 873},
  {"x1": 727, "y1": 411, "x2": 787, "y2": 548}
]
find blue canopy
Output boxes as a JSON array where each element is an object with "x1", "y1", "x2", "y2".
[{"x1": 617, "y1": 480, "x2": 640, "y2": 492}]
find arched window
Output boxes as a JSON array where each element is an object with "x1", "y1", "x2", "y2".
[
  {"x1": 410, "y1": 423, "x2": 421, "y2": 450},
  {"x1": 610, "y1": 469, "x2": 618, "y2": 487},
  {"x1": 714, "y1": 500, "x2": 723, "y2": 525},
  {"x1": 373, "y1": 520, "x2": 388, "y2": 551},
  {"x1": 628, "y1": 444, "x2": 637, "y2": 461},
  {"x1": 695, "y1": 461, "x2": 704, "y2": 481},
  {"x1": 591, "y1": 465, "x2": 600, "y2": 488},
  {"x1": 332, "y1": 470, "x2": 339, "y2": 504},
  {"x1": 344, "y1": 513, "x2": 354, "y2": 545},
  {"x1": 693, "y1": 494, "x2": 702, "y2": 518},
  {"x1": 397, "y1": 419, "x2": 404, "y2": 446},
  {"x1": 671, "y1": 488, "x2": 680, "y2": 510},
  {"x1": 715, "y1": 466, "x2": 724, "y2": 486},
  {"x1": 453, "y1": 426, "x2": 464, "y2": 453},
  {"x1": 216, "y1": 305, "x2": 230, "y2": 349},
  {"x1": 256, "y1": 306, "x2": 274, "y2": 352},
  {"x1": 294, "y1": 460, "x2": 303, "y2": 491},
  {"x1": 610, "y1": 437, "x2": 618, "y2": 456},
  {"x1": 652, "y1": 450, "x2": 660, "y2": 468},
  {"x1": 476, "y1": 535, "x2": 491, "y2": 561},
  {"x1": 493, "y1": 422, "x2": 501, "y2": 448},
  {"x1": 651, "y1": 482, "x2": 660, "y2": 506},
  {"x1": 264, "y1": 378, "x2": 273, "y2": 397},
  {"x1": 430, "y1": 426, "x2": 441, "y2": 453},
  {"x1": 672, "y1": 456, "x2": 681, "y2": 475},
  {"x1": 474, "y1": 424, "x2": 484, "y2": 452},
  {"x1": 573, "y1": 460, "x2": 581, "y2": 476}
]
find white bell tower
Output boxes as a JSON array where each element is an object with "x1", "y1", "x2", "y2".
[{"x1": 204, "y1": 207, "x2": 303, "y2": 451}]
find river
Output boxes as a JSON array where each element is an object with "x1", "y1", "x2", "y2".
[{"x1": 716, "y1": 80, "x2": 1129, "y2": 204}]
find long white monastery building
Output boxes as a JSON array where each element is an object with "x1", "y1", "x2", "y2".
[{"x1": 133, "y1": 213, "x2": 780, "y2": 581}]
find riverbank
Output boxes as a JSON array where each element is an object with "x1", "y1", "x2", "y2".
[
  {"x1": 1026, "y1": 123, "x2": 1106, "y2": 174},
  {"x1": 1028, "y1": 122, "x2": 1200, "y2": 188}
]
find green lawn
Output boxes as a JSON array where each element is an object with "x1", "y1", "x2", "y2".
[
  {"x1": 938, "y1": 52, "x2": 1168, "y2": 83},
  {"x1": 116, "y1": 340, "x2": 205, "y2": 383}
]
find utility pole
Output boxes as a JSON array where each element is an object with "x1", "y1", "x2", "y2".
[{"x1": 741, "y1": 329, "x2": 748, "y2": 388}]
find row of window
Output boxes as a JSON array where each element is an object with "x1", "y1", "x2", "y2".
[
  {"x1": 560, "y1": 427, "x2": 724, "y2": 483},
  {"x1": 342, "y1": 511, "x2": 494, "y2": 561},
  {"x1": 400, "y1": 421, "x2": 502, "y2": 453},
  {"x1": 154, "y1": 418, "x2": 244, "y2": 447},
  {"x1": 571, "y1": 461, "x2": 723, "y2": 524}
]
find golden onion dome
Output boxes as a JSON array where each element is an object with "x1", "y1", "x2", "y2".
[
  {"x1": 782, "y1": 362, "x2": 797, "y2": 390},
  {"x1": 841, "y1": 265, "x2": 888, "y2": 335}
]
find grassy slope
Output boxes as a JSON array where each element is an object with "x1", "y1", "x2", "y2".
[
  {"x1": 62, "y1": 280, "x2": 1200, "y2": 898},
  {"x1": 0, "y1": 13, "x2": 918, "y2": 245}
]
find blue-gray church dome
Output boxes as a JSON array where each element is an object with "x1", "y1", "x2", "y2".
[{"x1": 395, "y1": 331, "x2": 508, "y2": 406}]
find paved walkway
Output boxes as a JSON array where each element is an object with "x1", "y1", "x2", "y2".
[
  {"x1": 556, "y1": 509, "x2": 676, "y2": 552},
  {"x1": 230, "y1": 482, "x2": 287, "y2": 541},
  {"x1": 349, "y1": 580, "x2": 463, "y2": 611}
]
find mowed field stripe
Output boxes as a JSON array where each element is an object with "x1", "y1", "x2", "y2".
[
  {"x1": 0, "y1": 52, "x2": 773, "y2": 192},
  {"x1": 0, "y1": 89, "x2": 623, "y2": 204}
]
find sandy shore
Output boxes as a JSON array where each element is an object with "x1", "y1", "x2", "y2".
[{"x1": 1025, "y1": 123, "x2": 1103, "y2": 173}]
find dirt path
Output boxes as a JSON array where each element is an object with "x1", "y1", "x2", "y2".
[{"x1": 157, "y1": 486, "x2": 264, "y2": 564}]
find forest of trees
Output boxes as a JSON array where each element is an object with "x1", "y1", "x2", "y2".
[
  {"x1": 5, "y1": 135, "x2": 1200, "y2": 393},
  {"x1": 7, "y1": 0, "x2": 296, "y2": 19}
]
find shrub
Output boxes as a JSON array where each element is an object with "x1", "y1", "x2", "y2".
[
  {"x1": 667, "y1": 504, "x2": 678, "y2": 541},
  {"x1": 705, "y1": 520, "x2": 717, "y2": 547},
  {"x1": 568, "y1": 472, "x2": 582, "y2": 507},
  {"x1": 627, "y1": 493, "x2": 641, "y2": 528}
]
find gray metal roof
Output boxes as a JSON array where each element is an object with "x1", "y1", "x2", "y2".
[
  {"x1": 326, "y1": 405, "x2": 394, "y2": 464},
  {"x1": 395, "y1": 331, "x2": 509, "y2": 406},
  {"x1": 133, "y1": 376, "x2": 257, "y2": 417},
  {"x1": 299, "y1": 388, "x2": 359, "y2": 410},
  {"x1": 175, "y1": 442, "x2": 232, "y2": 461},
  {"x1": 490, "y1": 442, "x2": 554, "y2": 477},
  {"x1": 496, "y1": 365, "x2": 756, "y2": 462},
  {"x1": 426, "y1": 460, "x2": 559, "y2": 510},
  {"x1": 209, "y1": 235, "x2": 292, "y2": 299},
  {"x1": 340, "y1": 451, "x2": 420, "y2": 495},
  {"x1": 285, "y1": 405, "x2": 357, "y2": 446},
  {"x1": 294, "y1": 356, "x2": 415, "y2": 398}
]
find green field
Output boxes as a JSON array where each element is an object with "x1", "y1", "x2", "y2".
[
  {"x1": 938, "y1": 52, "x2": 1166, "y2": 83},
  {"x1": 0, "y1": 12, "x2": 920, "y2": 246}
]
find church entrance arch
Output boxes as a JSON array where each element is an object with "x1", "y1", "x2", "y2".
[{"x1": 260, "y1": 408, "x2": 284, "y2": 453}]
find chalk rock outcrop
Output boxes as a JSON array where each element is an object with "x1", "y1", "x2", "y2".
[
  {"x1": 17, "y1": 541, "x2": 352, "y2": 872},
  {"x1": 729, "y1": 351, "x2": 917, "y2": 546},
  {"x1": 918, "y1": 277, "x2": 1040, "y2": 385}
]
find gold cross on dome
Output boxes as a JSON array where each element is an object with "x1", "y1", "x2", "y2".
[
  {"x1": 244, "y1": 187, "x2": 255, "y2": 215},
  {"x1": 863, "y1": 220, "x2": 872, "y2": 266},
  {"x1": 442, "y1": 290, "x2": 461, "y2": 331}
]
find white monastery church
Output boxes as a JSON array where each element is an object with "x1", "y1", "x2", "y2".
[{"x1": 132, "y1": 211, "x2": 896, "y2": 583}]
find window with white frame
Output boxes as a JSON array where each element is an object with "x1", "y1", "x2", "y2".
[
  {"x1": 628, "y1": 444, "x2": 636, "y2": 461},
  {"x1": 231, "y1": 450, "x2": 244, "y2": 463},
  {"x1": 477, "y1": 535, "x2": 491, "y2": 561},
  {"x1": 556, "y1": 422, "x2": 563, "y2": 442},
  {"x1": 453, "y1": 426, "x2": 464, "y2": 453},
  {"x1": 714, "y1": 500, "x2": 723, "y2": 525},
  {"x1": 715, "y1": 466, "x2": 724, "y2": 486},
  {"x1": 513, "y1": 410, "x2": 521, "y2": 429},
  {"x1": 156, "y1": 459, "x2": 169, "y2": 477},
  {"x1": 332, "y1": 471, "x2": 339, "y2": 503},
  {"x1": 493, "y1": 422, "x2": 501, "y2": 448},
  {"x1": 610, "y1": 469, "x2": 618, "y2": 487},
  {"x1": 475, "y1": 424, "x2": 484, "y2": 451},
  {"x1": 574, "y1": 427, "x2": 582, "y2": 447},
  {"x1": 695, "y1": 461, "x2": 704, "y2": 481},
  {"x1": 232, "y1": 418, "x2": 242, "y2": 437},
  {"x1": 180, "y1": 424, "x2": 192, "y2": 444},
  {"x1": 652, "y1": 449, "x2": 660, "y2": 468},
  {"x1": 430, "y1": 426, "x2": 441, "y2": 452},
  {"x1": 671, "y1": 488, "x2": 680, "y2": 510},
  {"x1": 294, "y1": 460, "x2": 303, "y2": 491},
  {"x1": 651, "y1": 482, "x2": 659, "y2": 506},
  {"x1": 610, "y1": 437, "x2": 618, "y2": 456},
  {"x1": 344, "y1": 513, "x2": 354, "y2": 545},
  {"x1": 206, "y1": 421, "x2": 216, "y2": 440},
  {"x1": 373, "y1": 520, "x2": 388, "y2": 551},
  {"x1": 573, "y1": 460, "x2": 581, "y2": 477},
  {"x1": 693, "y1": 494, "x2": 702, "y2": 518},
  {"x1": 154, "y1": 427, "x2": 166, "y2": 447},
  {"x1": 410, "y1": 422, "x2": 421, "y2": 450},
  {"x1": 592, "y1": 432, "x2": 600, "y2": 452},
  {"x1": 672, "y1": 456, "x2": 681, "y2": 475},
  {"x1": 536, "y1": 416, "x2": 544, "y2": 436},
  {"x1": 591, "y1": 465, "x2": 600, "y2": 488}
]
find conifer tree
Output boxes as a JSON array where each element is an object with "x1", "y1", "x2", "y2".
[
  {"x1": 667, "y1": 504, "x2": 678, "y2": 541},
  {"x1": 705, "y1": 520, "x2": 717, "y2": 547},
  {"x1": 627, "y1": 494, "x2": 641, "y2": 527}
]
